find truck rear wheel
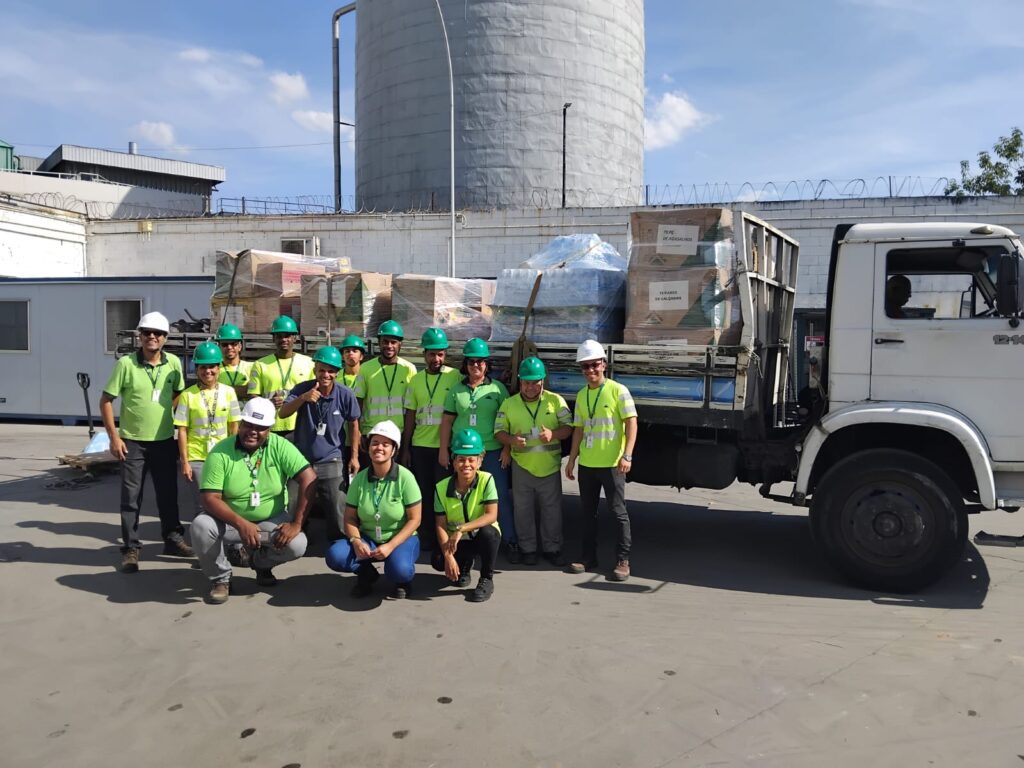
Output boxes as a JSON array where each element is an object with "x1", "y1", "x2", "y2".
[{"x1": 810, "y1": 449, "x2": 967, "y2": 592}]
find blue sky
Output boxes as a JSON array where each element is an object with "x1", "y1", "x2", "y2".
[{"x1": 3, "y1": 0, "x2": 1024, "y2": 205}]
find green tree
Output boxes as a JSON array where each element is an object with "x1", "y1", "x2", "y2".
[{"x1": 945, "y1": 127, "x2": 1024, "y2": 197}]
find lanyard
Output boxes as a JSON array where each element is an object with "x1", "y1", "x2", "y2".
[
  {"x1": 523, "y1": 397, "x2": 542, "y2": 425},
  {"x1": 380, "y1": 363, "x2": 398, "y2": 395},
  {"x1": 200, "y1": 387, "x2": 219, "y2": 425},
  {"x1": 425, "y1": 372, "x2": 443, "y2": 403},
  {"x1": 468, "y1": 381, "x2": 482, "y2": 410},
  {"x1": 585, "y1": 383, "x2": 606, "y2": 421},
  {"x1": 242, "y1": 447, "x2": 264, "y2": 488},
  {"x1": 226, "y1": 364, "x2": 242, "y2": 386},
  {"x1": 342, "y1": 372, "x2": 358, "y2": 390},
  {"x1": 275, "y1": 356, "x2": 296, "y2": 390},
  {"x1": 316, "y1": 392, "x2": 332, "y2": 426},
  {"x1": 371, "y1": 478, "x2": 390, "y2": 513},
  {"x1": 144, "y1": 361, "x2": 163, "y2": 390}
]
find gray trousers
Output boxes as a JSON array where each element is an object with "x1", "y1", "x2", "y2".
[
  {"x1": 119, "y1": 438, "x2": 181, "y2": 551},
  {"x1": 187, "y1": 461, "x2": 207, "y2": 517},
  {"x1": 511, "y1": 462, "x2": 563, "y2": 554},
  {"x1": 191, "y1": 511, "x2": 307, "y2": 584},
  {"x1": 312, "y1": 459, "x2": 346, "y2": 542}
]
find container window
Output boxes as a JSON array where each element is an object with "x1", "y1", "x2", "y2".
[
  {"x1": 105, "y1": 300, "x2": 142, "y2": 354},
  {"x1": 0, "y1": 300, "x2": 29, "y2": 351}
]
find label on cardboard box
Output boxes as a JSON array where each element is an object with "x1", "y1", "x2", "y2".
[
  {"x1": 656, "y1": 224, "x2": 700, "y2": 256},
  {"x1": 649, "y1": 280, "x2": 690, "y2": 311}
]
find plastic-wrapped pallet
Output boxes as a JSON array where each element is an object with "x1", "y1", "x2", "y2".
[
  {"x1": 213, "y1": 249, "x2": 336, "y2": 299},
  {"x1": 300, "y1": 272, "x2": 392, "y2": 338},
  {"x1": 624, "y1": 208, "x2": 742, "y2": 347},
  {"x1": 392, "y1": 274, "x2": 495, "y2": 342},
  {"x1": 489, "y1": 234, "x2": 626, "y2": 344}
]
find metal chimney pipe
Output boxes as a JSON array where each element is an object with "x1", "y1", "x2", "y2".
[
  {"x1": 333, "y1": 3, "x2": 357, "y2": 213},
  {"x1": 128, "y1": 141, "x2": 138, "y2": 155}
]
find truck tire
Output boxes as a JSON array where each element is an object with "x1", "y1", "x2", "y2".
[{"x1": 810, "y1": 449, "x2": 967, "y2": 592}]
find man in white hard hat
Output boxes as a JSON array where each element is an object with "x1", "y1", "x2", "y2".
[
  {"x1": 193, "y1": 398, "x2": 317, "y2": 603},
  {"x1": 564, "y1": 339, "x2": 638, "y2": 581},
  {"x1": 100, "y1": 311, "x2": 190, "y2": 573}
]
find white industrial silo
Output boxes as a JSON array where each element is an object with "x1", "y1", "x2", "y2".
[{"x1": 355, "y1": 0, "x2": 645, "y2": 211}]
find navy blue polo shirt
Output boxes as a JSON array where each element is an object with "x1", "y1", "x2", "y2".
[{"x1": 286, "y1": 380, "x2": 361, "y2": 464}]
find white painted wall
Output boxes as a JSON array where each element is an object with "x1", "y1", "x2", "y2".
[
  {"x1": 0, "y1": 202, "x2": 87, "y2": 277},
  {"x1": 0, "y1": 170, "x2": 205, "y2": 218}
]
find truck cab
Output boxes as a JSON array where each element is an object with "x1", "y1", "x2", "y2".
[{"x1": 796, "y1": 222, "x2": 1024, "y2": 590}]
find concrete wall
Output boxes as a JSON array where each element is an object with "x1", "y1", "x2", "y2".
[
  {"x1": 85, "y1": 196, "x2": 1024, "y2": 309},
  {"x1": 0, "y1": 170, "x2": 205, "y2": 219},
  {"x1": 0, "y1": 201, "x2": 87, "y2": 277}
]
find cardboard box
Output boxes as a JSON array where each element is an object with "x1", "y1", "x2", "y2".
[
  {"x1": 210, "y1": 297, "x2": 302, "y2": 335},
  {"x1": 214, "y1": 250, "x2": 328, "y2": 298},
  {"x1": 300, "y1": 272, "x2": 392, "y2": 337},
  {"x1": 629, "y1": 208, "x2": 735, "y2": 270},
  {"x1": 622, "y1": 325, "x2": 742, "y2": 347},
  {"x1": 626, "y1": 266, "x2": 739, "y2": 332},
  {"x1": 392, "y1": 275, "x2": 495, "y2": 341}
]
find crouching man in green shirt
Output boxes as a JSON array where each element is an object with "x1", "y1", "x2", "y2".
[{"x1": 194, "y1": 397, "x2": 317, "y2": 604}]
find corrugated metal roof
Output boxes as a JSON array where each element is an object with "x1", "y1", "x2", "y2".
[{"x1": 38, "y1": 145, "x2": 226, "y2": 183}]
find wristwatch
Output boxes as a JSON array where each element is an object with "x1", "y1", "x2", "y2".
[{"x1": 622, "y1": 454, "x2": 633, "y2": 461}]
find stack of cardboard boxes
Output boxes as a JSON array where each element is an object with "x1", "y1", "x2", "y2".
[
  {"x1": 624, "y1": 208, "x2": 742, "y2": 346},
  {"x1": 299, "y1": 272, "x2": 393, "y2": 338},
  {"x1": 392, "y1": 274, "x2": 495, "y2": 342}
]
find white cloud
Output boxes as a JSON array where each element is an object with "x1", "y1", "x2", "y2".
[
  {"x1": 660, "y1": 73, "x2": 674, "y2": 84},
  {"x1": 178, "y1": 47, "x2": 211, "y2": 63},
  {"x1": 644, "y1": 92, "x2": 711, "y2": 151},
  {"x1": 269, "y1": 71, "x2": 309, "y2": 105},
  {"x1": 292, "y1": 110, "x2": 333, "y2": 133},
  {"x1": 237, "y1": 53, "x2": 263, "y2": 68},
  {"x1": 132, "y1": 120, "x2": 177, "y2": 149}
]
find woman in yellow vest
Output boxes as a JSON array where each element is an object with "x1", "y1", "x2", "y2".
[
  {"x1": 433, "y1": 428, "x2": 500, "y2": 602},
  {"x1": 174, "y1": 341, "x2": 242, "y2": 516}
]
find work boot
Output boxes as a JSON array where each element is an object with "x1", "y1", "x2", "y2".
[
  {"x1": 163, "y1": 532, "x2": 194, "y2": 558},
  {"x1": 469, "y1": 577, "x2": 494, "y2": 603},
  {"x1": 351, "y1": 565, "x2": 379, "y2": 597},
  {"x1": 121, "y1": 548, "x2": 140, "y2": 573},
  {"x1": 456, "y1": 566, "x2": 472, "y2": 588},
  {"x1": 567, "y1": 559, "x2": 597, "y2": 574},
  {"x1": 505, "y1": 542, "x2": 522, "y2": 565},
  {"x1": 207, "y1": 581, "x2": 230, "y2": 604},
  {"x1": 255, "y1": 568, "x2": 278, "y2": 587},
  {"x1": 545, "y1": 551, "x2": 568, "y2": 567},
  {"x1": 610, "y1": 560, "x2": 630, "y2": 582},
  {"x1": 522, "y1": 551, "x2": 539, "y2": 566},
  {"x1": 391, "y1": 582, "x2": 412, "y2": 600}
]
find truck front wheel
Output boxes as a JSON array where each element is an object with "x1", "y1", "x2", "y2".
[{"x1": 810, "y1": 449, "x2": 967, "y2": 592}]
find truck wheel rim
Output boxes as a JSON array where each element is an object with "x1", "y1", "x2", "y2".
[{"x1": 841, "y1": 481, "x2": 934, "y2": 566}]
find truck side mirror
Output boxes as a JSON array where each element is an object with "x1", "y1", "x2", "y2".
[{"x1": 996, "y1": 254, "x2": 1022, "y2": 321}]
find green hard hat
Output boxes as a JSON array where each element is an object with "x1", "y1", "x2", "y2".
[
  {"x1": 462, "y1": 337, "x2": 490, "y2": 358},
  {"x1": 271, "y1": 315, "x2": 298, "y2": 334},
  {"x1": 193, "y1": 341, "x2": 223, "y2": 365},
  {"x1": 451, "y1": 428, "x2": 484, "y2": 455},
  {"x1": 378, "y1": 320, "x2": 404, "y2": 339},
  {"x1": 215, "y1": 323, "x2": 242, "y2": 342},
  {"x1": 421, "y1": 327, "x2": 449, "y2": 350},
  {"x1": 312, "y1": 345, "x2": 343, "y2": 369},
  {"x1": 518, "y1": 356, "x2": 546, "y2": 381},
  {"x1": 339, "y1": 334, "x2": 367, "y2": 352}
]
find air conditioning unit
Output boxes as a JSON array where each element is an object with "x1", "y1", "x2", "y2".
[{"x1": 280, "y1": 236, "x2": 320, "y2": 257}]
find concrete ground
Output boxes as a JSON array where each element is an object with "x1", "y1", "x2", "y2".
[{"x1": 1, "y1": 423, "x2": 1023, "y2": 768}]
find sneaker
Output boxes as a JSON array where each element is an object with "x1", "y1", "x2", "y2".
[
  {"x1": 392, "y1": 582, "x2": 412, "y2": 600},
  {"x1": 121, "y1": 548, "x2": 140, "y2": 573},
  {"x1": 163, "y1": 533, "x2": 194, "y2": 558},
  {"x1": 226, "y1": 545, "x2": 250, "y2": 569},
  {"x1": 505, "y1": 543, "x2": 522, "y2": 565},
  {"x1": 610, "y1": 559, "x2": 630, "y2": 581},
  {"x1": 469, "y1": 577, "x2": 494, "y2": 602},
  {"x1": 522, "y1": 551, "x2": 538, "y2": 566},
  {"x1": 567, "y1": 560, "x2": 597, "y2": 574},
  {"x1": 544, "y1": 551, "x2": 568, "y2": 567},
  {"x1": 207, "y1": 581, "x2": 230, "y2": 604},
  {"x1": 456, "y1": 567, "x2": 472, "y2": 588},
  {"x1": 255, "y1": 568, "x2": 278, "y2": 587},
  {"x1": 351, "y1": 565, "x2": 379, "y2": 597}
]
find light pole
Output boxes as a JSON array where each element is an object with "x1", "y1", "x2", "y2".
[
  {"x1": 434, "y1": 0, "x2": 456, "y2": 276},
  {"x1": 333, "y1": 4, "x2": 356, "y2": 213},
  {"x1": 561, "y1": 102, "x2": 572, "y2": 209}
]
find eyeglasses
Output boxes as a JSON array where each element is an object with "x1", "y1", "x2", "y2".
[
  {"x1": 139, "y1": 329, "x2": 166, "y2": 338},
  {"x1": 466, "y1": 359, "x2": 487, "y2": 366},
  {"x1": 580, "y1": 361, "x2": 603, "y2": 371},
  {"x1": 219, "y1": 341, "x2": 241, "y2": 347}
]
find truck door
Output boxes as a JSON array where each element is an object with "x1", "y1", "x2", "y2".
[{"x1": 869, "y1": 239, "x2": 1024, "y2": 462}]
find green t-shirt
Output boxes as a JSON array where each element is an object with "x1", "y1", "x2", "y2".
[
  {"x1": 219, "y1": 360, "x2": 253, "y2": 391},
  {"x1": 495, "y1": 390, "x2": 572, "y2": 477},
  {"x1": 443, "y1": 377, "x2": 509, "y2": 451},
  {"x1": 103, "y1": 351, "x2": 185, "y2": 441},
  {"x1": 403, "y1": 367, "x2": 461, "y2": 448},
  {"x1": 433, "y1": 471, "x2": 500, "y2": 535},
  {"x1": 346, "y1": 462, "x2": 421, "y2": 543},
  {"x1": 247, "y1": 353, "x2": 315, "y2": 432},
  {"x1": 173, "y1": 383, "x2": 242, "y2": 462},
  {"x1": 572, "y1": 379, "x2": 637, "y2": 468},
  {"x1": 354, "y1": 357, "x2": 417, "y2": 432},
  {"x1": 200, "y1": 433, "x2": 311, "y2": 522}
]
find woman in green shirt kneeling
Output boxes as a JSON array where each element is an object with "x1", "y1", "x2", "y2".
[
  {"x1": 326, "y1": 421, "x2": 422, "y2": 599},
  {"x1": 433, "y1": 428, "x2": 500, "y2": 603}
]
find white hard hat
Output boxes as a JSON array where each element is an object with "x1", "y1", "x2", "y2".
[
  {"x1": 137, "y1": 311, "x2": 170, "y2": 334},
  {"x1": 241, "y1": 397, "x2": 276, "y2": 427},
  {"x1": 576, "y1": 339, "x2": 606, "y2": 363},
  {"x1": 367, "y1": 420, "x2": 402, "y2": 450}
]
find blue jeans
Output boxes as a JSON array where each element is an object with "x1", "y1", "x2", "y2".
[
  {"x1": 326, "y1": 535, "x2": 420, "y2": 584},
  {"x1": 482, "y1": 451, "x2": 515, "y2": 546}
]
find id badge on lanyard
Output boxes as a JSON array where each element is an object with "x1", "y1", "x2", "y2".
[
  {"x1": 469, "y1": 413, "x2": 477, "y2": 427},
  {"x1": 316, "y1": 422, "x2": 327, "y2": 436},
  {"x1": 250, "y1": 491, "x2": 261, "y2": 507},
  {"x1": 151, "y1": 389, "x2": 162, "y2": 402},
  {"x1": 585, "y1": 434, "x2": 594, "y2": 450}
]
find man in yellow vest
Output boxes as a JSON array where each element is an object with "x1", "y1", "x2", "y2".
[
  {"x1": 216, "y1": 323, "x2": 252, "y2": 401},
  {"x1": 495, "y1": 356, "x2": 573, "y2": 566},
  {"x1": 564, "y1": 340, "x2": 638, "y2": 582},
  {"x1": 353, "y1": 320, "x2": 416, "y2": 437},
  {"x1": 247, "y1": 315, "x2": 314, "y2": 437}
]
